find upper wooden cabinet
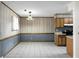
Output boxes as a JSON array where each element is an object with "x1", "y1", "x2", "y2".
[
  {"x1": 55, "y1": 17, "x2": 73, "y2": 28},
  {"x1": 64, "y1": 18, "x2": 73, "y2": 24},
  {"x1": 55, "y1": 18, "x2": 64, "y2": 28}
]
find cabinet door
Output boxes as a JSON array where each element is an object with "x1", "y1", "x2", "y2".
[
  {"x1": 64, "y1": 18, "x2": 70, "y2": 24},
  {"x1": 58, "y1": 35, "x2": 66, "y2": 46},
  {"x1": 55, "y1": 18, "x2": 64, "y2": 28},
  {"x1": 55, "y1": 35, "x2": 59, "y2": 45},
  {"x1": 60, "y1": 18, "x2": 64, "y2": 27},
  {"x1": 67, "y1": 38, "x2": 73, "y2": 57},
  {"x1": 64, "y1": 18, "x2": 73, "y2": 24},
  {"x1": 62, "y1": 36, "x2": 66, "y2": 45},
  {"x1": 69, "y1": 18, "x2": 73, "y2": 24},
  {"x1": 56, "y1": 18, "x2": 60, "y2": 27},
  {"x1": 58, "y1": 36, "x2": 62, "y2": 45}
]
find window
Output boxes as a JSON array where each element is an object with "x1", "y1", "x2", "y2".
[{"x1": 12, "y1": 16, "x2": 19, "y2": 31}]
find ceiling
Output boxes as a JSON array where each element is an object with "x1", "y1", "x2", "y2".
[{"x1": 3, "y1": 1, "x2": 70, "y2": 17}]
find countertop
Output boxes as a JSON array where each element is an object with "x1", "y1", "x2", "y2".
[
  {"x1": 66, "y1": 36, "x2": 73, "y2": 39},
  {"x1": 55, "y1": 32, "x2": 66, "y2": 35},
  {"x1": 55, "y1": 32, "x2": 73, "y2": 39}
]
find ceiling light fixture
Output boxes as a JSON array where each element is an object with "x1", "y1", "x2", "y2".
[
  {"x1": 24, "y1": 9, "x2": 33, "y2": 20},
  {"x1": 27, "y1": 11, "x2": 33, "y2": 20}
]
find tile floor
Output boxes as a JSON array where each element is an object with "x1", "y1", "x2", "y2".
[{"x1": 5, "y1": 42, "x2": 70, "y2": 58}]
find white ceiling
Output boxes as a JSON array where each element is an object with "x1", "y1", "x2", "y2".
[{"x1": 3, "y1": 1, "x2": 70, "y2": 17}]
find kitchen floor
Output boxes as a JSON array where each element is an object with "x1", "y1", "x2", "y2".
[{"x1": 5, "y1": 42, "x2": 70, "y2": 58}]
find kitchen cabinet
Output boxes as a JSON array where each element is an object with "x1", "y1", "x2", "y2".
[
  {"x1": 66, "y1": 36, "x2": 73, "y2": 57},
  {"x1": 55, "y1": 18, "x2": 73, "y2": 28},
  {"x1": 55, "y1": 18, "x2": 64, "y2": 28},
  {"x1": 55, "y1": 34, "x2": 66, "y2": 46},
  {"x1": 64, "y1": 18, "x2": 73, "y2": 24}
]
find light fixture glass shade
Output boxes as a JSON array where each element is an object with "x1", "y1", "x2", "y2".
[{"x1": 27, "y1": 15, "x2": 33, "y2": 20}]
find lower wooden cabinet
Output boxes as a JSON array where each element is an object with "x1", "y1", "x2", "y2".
[
  {"x1": 66, "y1": 37, "x2": 73, "y2": 57},
  {"x1": 55, "y1": 35, "x2": 66, "y2": 46}
]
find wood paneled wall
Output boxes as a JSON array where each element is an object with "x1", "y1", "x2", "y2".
[
  {"x1": 0, "y1": 2, "x2": 19, "y2": 38},
  {"x1": 20, "y1": 17, "x2": 55, "y2": 33}
]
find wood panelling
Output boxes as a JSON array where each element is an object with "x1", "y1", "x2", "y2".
[
  {"x1": 20, "y1": 17, "x2": 55, "y2": 33},
  {"x1": 0, "y1": 2, "x2": 19, "y2": 38}
]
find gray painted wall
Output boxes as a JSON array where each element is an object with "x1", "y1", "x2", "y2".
[
  {"x1": 0, "y1": 35, "x2": 20, "y2": 57},
  {"x1": 20, "y1": 34, "x2": 54, "y2": 42}
]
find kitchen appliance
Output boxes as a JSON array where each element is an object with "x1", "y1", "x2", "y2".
[{"x1": 62, "y1": 29, "x2": 73, "y2": 35}]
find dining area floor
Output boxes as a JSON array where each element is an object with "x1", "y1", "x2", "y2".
[{"x1": 5, "y1": 42, "x2": 70, "y2": 58}]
